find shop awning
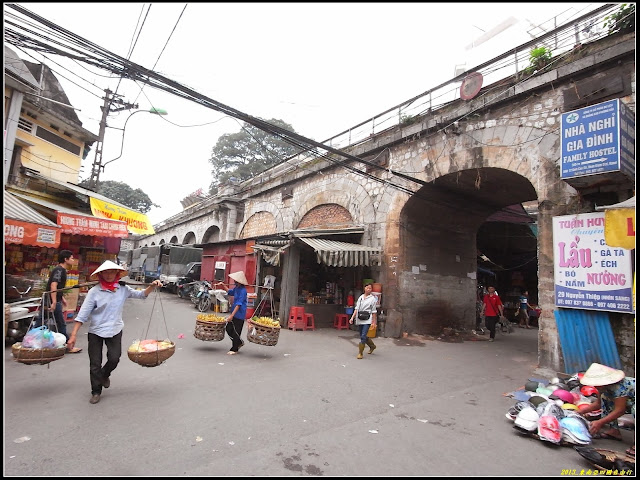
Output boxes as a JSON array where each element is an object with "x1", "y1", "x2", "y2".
[
  {"x1": 10, "y1": 192, "x2": 129, "y2": 238},
  {"x1": 596, "y1": 196, "x2": 635, "y2": 250},
  {"x1": 298, "y1": 237, "x2": 381, "y2": 267},
  {"x1": 4, "y1": 191, "x2": 61, "y2": 247},
  {"x1": 24, "y1": 171, "x2": 155, "y2": 235}
]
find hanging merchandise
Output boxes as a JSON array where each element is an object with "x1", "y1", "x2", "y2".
[{"x1": 127, "y1": 288, "x2": 175, "y2": 367}]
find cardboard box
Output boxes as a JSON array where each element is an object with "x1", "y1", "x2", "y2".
[{"x1": 64, "y1": 289, "x2": 80, "y2": 312}]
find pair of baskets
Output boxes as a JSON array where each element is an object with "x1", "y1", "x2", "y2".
[
  {"x1": 246, "y1": 319, "x2": 280, "y2": 346},
  {"x1": 12, "y1": 343, "x2": 66, "y2": 365}
]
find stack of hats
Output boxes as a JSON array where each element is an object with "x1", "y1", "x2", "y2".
[{"x1": 559, "y1": 417, "x2": 592, "y2": 445}]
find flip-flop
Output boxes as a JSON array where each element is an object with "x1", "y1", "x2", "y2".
[
  {"x1": 593, "y1": 432, "x2": 623, "y2": 441},
  {"x1": 67, "y1": 347, "x2": 82, "y2": 354},
  {"x1": 625, "y1": 447, "x2": 635, "y2": 457}
]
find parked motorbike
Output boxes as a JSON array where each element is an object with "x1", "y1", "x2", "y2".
[
  {"x1": 195, "y1": 280, "x2": 213, "y2": 312},
  {"x1": 177, "y1": 278, "x2": 197, "y2": 300},
  {"x1": 5, "y1": 286, "x2": 42, "y2": 345},
  {"x1": 189, "y1": 280, "x2": 205, "y2": 306}
]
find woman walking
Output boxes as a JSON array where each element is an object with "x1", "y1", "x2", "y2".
[
  {"x1": 216, "y1": 271, "x2": 249, "y2": 355},
  {"x1": 349, "y1": 282, "x2": 378, "y2": 359}
]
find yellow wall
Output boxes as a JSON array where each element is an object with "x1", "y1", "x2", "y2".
[{"x1": 15, "y1": 113, "x2": 84, "y2": 184}]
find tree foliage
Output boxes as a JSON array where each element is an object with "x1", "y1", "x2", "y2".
[
  {"x1": 603, "y1": 3, "x2": 635, "y2": 35},
  {"x1": 79, "y1": 179, "x2": 159, "y2": 213},
  {"x1": 208, "y1": 118, "x2": 299, "y2": 194}
]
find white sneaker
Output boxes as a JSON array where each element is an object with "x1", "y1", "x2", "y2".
[{"x1": 489, "y1": 338, "x2": 495, "y2": 342}]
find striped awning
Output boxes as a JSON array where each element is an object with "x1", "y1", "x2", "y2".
[
  {"x1": 298, "y1": 237, "x2": 381, "y2": 267},
  {"x1": 4, "y1": 191, "x2": 61, "y2": 247}
]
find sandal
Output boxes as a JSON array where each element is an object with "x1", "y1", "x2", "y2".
[
  {"x1": 626, "y1": 446, "x2": 635, "y2": 457},
  {"x1": 593, "y1": 432, "x2": 623, "y2": 441},
  {"x1": 66, "y1": 347, "x2": 82, "y2": 354},
  {"x1": 226, "y1": 351, "x2": 237, "y2": 355}
]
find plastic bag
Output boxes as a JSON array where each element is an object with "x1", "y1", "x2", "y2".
[
  {"x1": 52, "y1": 332, "x2": 67, "y2": 348},
  {"x1": 22, "y1": 326, "x2": 56, "y2": 349}
]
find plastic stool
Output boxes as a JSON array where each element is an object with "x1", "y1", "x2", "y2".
[
  {"x1": 288, "y1": 306, "x2": 307, "y2": 331},
  {"x1": 305, "y1": 313, "x2": 315, "y2": 331},
  {"x1": 334, "y1": 313, "x2": 349, "y2": 330}
]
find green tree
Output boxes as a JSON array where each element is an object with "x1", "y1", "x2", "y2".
[
  {"x1": 79, "y1": 179, "x2": 159, "y2": 213},
  {"x1": 208, "y1": 118, "x2": 299, "y2": 194},
  {"x1": 603, "y1": 3, "x2": 635, "y2": 35}
]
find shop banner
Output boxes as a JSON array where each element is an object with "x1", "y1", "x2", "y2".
[
  {"x1": 553, "y1": 212, "x2": 634, "y2": 314},
  {"x1": 89, "y1": 197, "x2": 155, "y2": 235},
  {"x1": 57, "y1": 212, "x2": 128, "y2": 237},
  {"x1": 4, "y1": 218, "x2": 61, "y2": 247},
  {"x1": 604, "y1": 208, "x2": 635, "y2": 250}
]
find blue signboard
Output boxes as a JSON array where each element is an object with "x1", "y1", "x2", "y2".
[{"x1": 560, "y1": 99, "x2": 627, "y2": 179}]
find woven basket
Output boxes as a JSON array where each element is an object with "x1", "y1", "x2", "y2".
[
  {"x1": 127, "y1": 341, "x2": 175, "y2": 367},
  {"x1": 11, "y1": 342, "x2": 66, "y2": 365},
  {"x1": 194, "y1": 319, "x2": 226, "y2": 342},
  {"x1": 246, "y1": 319, "x2": 280, "y2": 346}
]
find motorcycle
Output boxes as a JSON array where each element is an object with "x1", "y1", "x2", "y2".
[
  {"x1": 195, "y1": 280, "x2": 213, "y2": 312},
  {"x1": 177, "y1": 278, "x2": 197, "y2": 300},
  {"x1": 5, "y1": 286, "x2": 42, "y2": 345}
]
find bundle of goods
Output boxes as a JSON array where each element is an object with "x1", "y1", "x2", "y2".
[
  {"x1": 194, "y1": 313, "x2": 226, "y2": 341},
  {"x1": 12, "y1": 326, "x2": 66, "y2": 365},
  {"x1": 127, "y1": 339, "x2": 175, "y2": 367},
  {"x1": 246, "y1": 316, "x2": 280, "y2": 346}
]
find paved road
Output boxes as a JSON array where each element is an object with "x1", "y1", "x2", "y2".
[{"x1": 4, "y1": 291, "x2": 633, "y2": 476}]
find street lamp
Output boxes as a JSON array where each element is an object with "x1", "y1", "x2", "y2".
[{"x1": 101, "y1": 107, "x2": 168, "y2": 171}]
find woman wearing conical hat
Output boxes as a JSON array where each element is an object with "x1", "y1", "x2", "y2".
[
  {"x1": 215, "y1": 271, "x2": 249, "y2": 355},
  {"x1": 579, "y1": 362, "x2": 635, "y2": 456},
  {"x1": 67, "y1": 260, "x2": 163, "y2": 405}
]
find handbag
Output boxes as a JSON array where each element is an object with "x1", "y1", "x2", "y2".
[{"x1": 358, "y1": 311, "x2": 371, "y2": 320}]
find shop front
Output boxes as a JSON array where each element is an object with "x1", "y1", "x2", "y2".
[
  {"x1": 267, "y1": 230, "x2": 382, "y2": 329},
  {"x1": 5, "y1": 191, "x2": 129, "y2": 314}
]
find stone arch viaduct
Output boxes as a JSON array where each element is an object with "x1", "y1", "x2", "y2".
[{"x1": 134, "y1": 31, "x2": 635, "y2": 373}]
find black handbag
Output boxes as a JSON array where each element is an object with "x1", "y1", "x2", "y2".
[{"x1": 358, "y1": 311, "x2": 371, "y2": 320}]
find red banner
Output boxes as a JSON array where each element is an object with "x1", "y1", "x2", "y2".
[
  {"x1": 57, "y1": 212, "x2": 128, "y2": 237},
  {"x1": 4, "y1": 218, "x2": 61, "y2": 247}
]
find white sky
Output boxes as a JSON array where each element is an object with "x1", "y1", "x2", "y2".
[{"x1": 8, "y1": 3, "x2": 606, "y2": 225}]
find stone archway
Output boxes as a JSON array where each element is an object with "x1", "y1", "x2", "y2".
[{"x1": 390, "y1": 167, "x2": 537, "y2": 336}]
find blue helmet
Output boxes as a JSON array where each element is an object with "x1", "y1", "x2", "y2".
[{"x1": 559, "y1": 417, "x2": 591, "y2": 444}]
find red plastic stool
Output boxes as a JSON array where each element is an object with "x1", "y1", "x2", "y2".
[
  {"x1": 334, "y1": 313, "x2": 349, "y2": 330},
  {"x1": 288, "y1": 306, "x2": 307, "y2": 331},
  {"x1": 305, "y1": 313, "x2": 316, "y2": 331}
]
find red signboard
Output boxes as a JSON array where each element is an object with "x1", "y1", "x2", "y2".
[
  {"x1": 4, "y1": 218, "x2": 61, "y2": 247},
  {"x1": 57, "y1": 212, "x2": 128, "y2": 237}
]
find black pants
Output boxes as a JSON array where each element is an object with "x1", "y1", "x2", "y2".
[
  {"x1": 485, "y1": 315, "x2": 498, "y2": 339},
  {"x1": 88, "y1": 331, "x2": 122, "y2": 395},
  {"x1": 225, "y1": 317, "x2": 244, "y2": 352}
]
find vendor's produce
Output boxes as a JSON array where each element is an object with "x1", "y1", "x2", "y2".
[
  {"x1": 128, "y1": 339, "x2": 174, "y2": 353},
  {"x1": 251, "y1": 316, "x2": 280, "y2": 328}
]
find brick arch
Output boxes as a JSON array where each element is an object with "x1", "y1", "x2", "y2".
[
  {"x1": 297, "y1": 204, "x2": 352, "y2": 229},
  {"x1": 239, "y1": 211, "x2": 277, "y2": 239},
  {"x1": 202, "y1": 225, "x2": 220, "y2": 244},
  {"x1": 170, "y1": 235, "x2": 178, "y2": 244},
  {"x1": 159, "y1": 239, "x2": 165, "y2": 244},
  {"x1": 294, "y1": 181, "x2": 376, "y2": 228},
  {"x1": 183, "y1": 232, "x2": 197, "y2": 244},
  {"x1": 238, "y1": 200, "x2": 285, "y2": 238}
]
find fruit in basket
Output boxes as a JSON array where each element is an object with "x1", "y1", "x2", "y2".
[
  {"x1": 251, "y1": 316, "x2": 280, "y2": 328},
  {"x1": 128, "y1": 340, "x2": 174, "y2": 353},
  {"x1": 196, "y1": 313, "x2": 226, "y2": 322}
]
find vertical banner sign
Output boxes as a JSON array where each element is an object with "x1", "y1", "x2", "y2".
[
  {"x1": 560, "y1": 99, "x2": 635, "y2": 179},
  {"x1": 553, "y1": 212, "x2": 634, "y2": 313}
]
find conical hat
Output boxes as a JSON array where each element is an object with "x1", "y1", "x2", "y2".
[
  {"x1": 228, "y1": 271, "x2": 249, "y2": 285},
  {"x1": 580, "y1": 363, "x2": 625, "y2": 386},
  {"x1": 90, "y1": 260, "x2": 128, "y2": 280}
]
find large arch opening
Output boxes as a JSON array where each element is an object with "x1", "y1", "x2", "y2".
[{"x1": 397, "y1": 167, "x2": 537, "y2": 335}]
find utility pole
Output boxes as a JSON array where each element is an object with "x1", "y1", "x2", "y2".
[{"x1": 87, "y1": 88, "x2": 137, "y2": 190}]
